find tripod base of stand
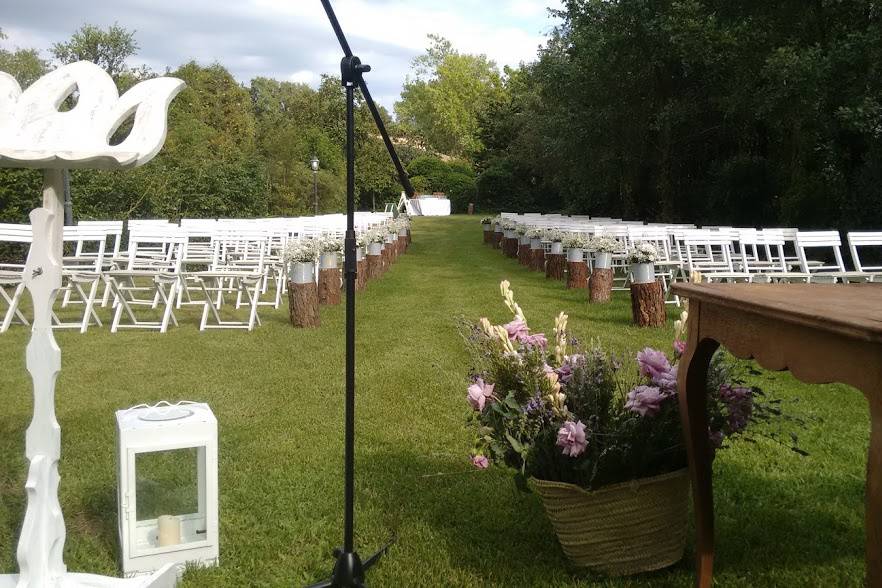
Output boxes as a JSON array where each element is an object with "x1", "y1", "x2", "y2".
[{"x1": 306, "y1": 537, "x2": 395, "y2": 588}]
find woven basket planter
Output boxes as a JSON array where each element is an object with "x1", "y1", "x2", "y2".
[{"x1": 529, "y1": 469, "x2": 689, "y2": 576}]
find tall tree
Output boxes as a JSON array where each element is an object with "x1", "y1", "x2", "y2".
[
  {"x1": 395, "y1": 35, "x2": 506, "y2": 159},
  {"x1": 50, "y1": 23, "x2": 139, "y2": 81}
]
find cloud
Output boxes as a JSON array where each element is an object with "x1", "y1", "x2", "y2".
[{"x1": 0, "y1": 0, "x2": 561, "y2": 108}]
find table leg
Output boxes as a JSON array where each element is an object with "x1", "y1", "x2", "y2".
[
  {"x1": 867, "y1": 395, "x2": 882, "y2": 587},
  {"x1": 678, "y1": 333, "x2": 720, "y2": 588}
]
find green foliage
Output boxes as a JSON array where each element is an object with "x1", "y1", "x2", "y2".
[
  {"x1": 478, "y1": 0, "x2": 882, "y2": 231},
  {"x1": 406, "y1": 156, "x2": 476, "y2": 213},
  {"x1": 0, "y1": 29, "x2": 49, "y2": 87},
  {"x1": 395, "y1": 35, "x2": 506, "y2": 159},
  {"x1": 50, "y1": 23, "x2": 139, "y2": 81}
]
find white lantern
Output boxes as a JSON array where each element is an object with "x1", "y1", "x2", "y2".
[{"x1": 116, "y1": 402, "x2": 219, "y2": 576}]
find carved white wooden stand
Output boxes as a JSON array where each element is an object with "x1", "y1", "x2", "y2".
[{"x1": 0, "y1": 61, "x2": 184, "y2": 588}]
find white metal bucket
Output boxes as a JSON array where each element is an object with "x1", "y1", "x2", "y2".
[
  {"x1": 567, "y1": 248, "x2": 584, "y2": 263},
  {"x1": 290, "y1": 262, "x2": 315, "y2": 284},
  {"x1": 631, "y1": 262, "x2": 655, "y2": 284},
  {"x1": 594, "y1": 252, "x2": 613, "y2": 269}
]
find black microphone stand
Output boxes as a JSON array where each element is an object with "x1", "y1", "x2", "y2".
[{"x1": 308, "y1": 1, "x2": 414, "y2": 586}]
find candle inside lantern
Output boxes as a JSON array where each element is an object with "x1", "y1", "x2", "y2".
[{"x1": 157, "y1": 515, "x2": 182, "y2": 547}]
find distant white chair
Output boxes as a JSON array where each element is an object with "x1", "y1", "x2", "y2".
[
  {"x1": 847, "y1": 232, "x2": 882, "y2": 281},
  {"x1": 53, "y1": 225, "x2": 109, "y2": 333},
  {"x1": 0, "y1": 223, "x2": 32, "y2": 332}
]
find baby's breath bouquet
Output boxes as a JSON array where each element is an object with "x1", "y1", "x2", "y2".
[
  {"x1": 481, "y1": 216, "x2": 493, "y2": 225},
  {"x1": 317, "y1": 234, "x2": 343, "y2": 253},
  {"x1": 515, "y1": 224, "x2": 529, "y2": 236},
  {"x1": 283, "y1": 239, "x2": 318, "y2": 264},
  {"x1": 526, "y1": 227, "x2": 545, "y2": 240},
  {"x1": 544, "y1": 229, "x2": 565, "y2": 243},
  {"x1": 562, "y1": 233, "x2": 589, "y2": 249},
  {"x1": 587, "y1": 235, "x2": 624, "y2": 253},
  {"x1": 627, "y1": 242, "x2": 658, "y2": 264}
]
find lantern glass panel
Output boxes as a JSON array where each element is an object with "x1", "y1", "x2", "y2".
[{"x1": 133, "y1": 447, "x2": 207, "y2": 552}]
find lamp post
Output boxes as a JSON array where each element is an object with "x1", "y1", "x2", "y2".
[{"x1": 311, "y1": 156, "x2": 320, "y2": 215}]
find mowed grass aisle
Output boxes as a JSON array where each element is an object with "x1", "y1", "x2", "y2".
[{"x1": 0, "y1": 215, "x2": 870, "y2": 587}]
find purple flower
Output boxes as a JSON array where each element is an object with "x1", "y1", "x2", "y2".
[
  {"x1": 471, "y1": 455, "x2": 489, "y2": 469},
  {"x1": 653, "y1": 363, "x2": 679, "y2": 393},
  {"x1": 504, "y1": 318, "x2": 529, "y2": 341},
  {"x1": 522, "y1": 333, "x2": 548, "y2": 350},
  {"x1": 719, "y1": 385, "x2": 753, "y2": 434},
  {"x1": 636, "y1": 347, "x2": 672, "y2": 381},
  {"x1": 556, "y1": 420, "x2": 588, "y2": 457},
  {"x1": 625, "y1": 385, "x2": 666, "y2": 417},
  {"x1": 673, "y1": 340, "x2": 687, "y2": 356},
  {"x1": 467, "y1": 378, "x2": 495, "y2": 412},
  {"x1": 709, "y1": 429, "x2": 724, "y2": 449},
  {"x1": 556, "y1": 354, "x2": 584, "y2": 385}
]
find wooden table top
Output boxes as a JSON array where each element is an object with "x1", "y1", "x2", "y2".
[{"x1": 671, "y1": 283, "x2": 882, "y2": 344}]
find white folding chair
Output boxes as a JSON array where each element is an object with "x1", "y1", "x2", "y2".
[
  {"x1": 53, "y1": 226, "x2": 108, "y2": 333},
  {"x1": 847, "y1": 232, "x2": 882, "y2": 281},
  {"x1": 106, "y1": 227, "x2": 185, "y2": 333},
  {"x1": 794, "y1": 231, "x2": 862, "y2": 283},
  {"x1": 0, "y1": 223, "x2": 32, "y2": 332}
]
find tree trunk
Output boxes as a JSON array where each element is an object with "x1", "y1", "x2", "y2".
[
  {"x1": 483, "y1": 229, "x2": 492, "y2": 244},
  {"x1": 367, "y1": 254, "x2": 382, "y2": 280},
  {"x1": 398, "y1": 236, "x2": 407, "y2": 254},
  {"x1": 492, "y1": 232, "x2": 502, "y2": 249},
  {"x1": 531, "y1": 249, "x2": 545, "y2": 272},
  {"x1": 406, "y1": 228, "x2": 412, "y2": 246},
  {"x1": 566, "y1": 262, "x2": 588, "y2": 289},
  {"x1": 356, "y1": 259, "x2": 367, "y2": 291},
  {"x1": 288, "y1": 281, "x2": 320, "y2": 328},
  {"x1": 630, "y1": 280, "x2": 666, "y2": 328},
  {"x1": 518, "y1": 244, "x2": 531, "y2": 266},
  {"x1": 318, "y1": 268, "x2": 341, "y2": 305},
  {"x1": 546, "y1": 254, "x2": 565, "y2": 280},
  {"x1": 589, "y1": 268, "x2": 614, "y2": 303}
]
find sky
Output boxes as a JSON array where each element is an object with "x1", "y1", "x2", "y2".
[{"x1": 1, "y1": 0, "x2": 562, "y2": 110}]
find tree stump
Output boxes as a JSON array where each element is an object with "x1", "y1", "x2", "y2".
[
  {"x1": 504, "y1": 237, "x2": 517, "y2": 258},
  {"x1": 356, "y1": 259, "x2": 367, "y2": 291},
  {"x1": 589, "y1": 268, "x2": 614, "y2": 303},
  {"x1": 318, "y1": 268, "x2": 341, "y2": 305},
  {"x1": 483, "y1": 229, "x2": 492, "y2": 244},
  {"x1": 531, "y1": 249, "x2": 545, "y2": 272},
  {"x1": 566, "y1": 262, "x2": 588, "y2": 289},
  {"x1": 398, "y1": 236, "x2": 407, "y2": 254},
  {"x1": 492, "y1": 232, "x2": 502, "y2": 249},
  {"x1": 407, "y1": 229, "x2": 412, "y2": 246},
  {"x1": 546, "y1": 254, "x2": 565, "y2": 280},
  {"x1": 367, "y1": 254, "x2": 382, "y2": 280},
  {"x1": 518, "y1": 243, "x2": 531, "y2": 266},
  {"x1": 288, "y1": 281, "x2": 320, "y2": 328},
  {"x1": 630, "y1": 280, "x2": 666, "y2": 328}
]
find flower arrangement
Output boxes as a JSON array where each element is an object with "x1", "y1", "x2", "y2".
[
  {"x1": 356, "y1": 231, "x2": 370, "y2": 248},
  {"x1": 501, "y1": 219, "x2": 518, "y2": 231},
  {"x1": 526, "y1": 227, "x2": 545, "y2": 240},
  {"x1": 627, "y1": 242, "x2": 658, "y2": 264},
  {"x1": 587, "y1": 235, "x2": 624, "y2": 254},
  {"x1": 317, "y1": 234, "x2": 343, "y2": 253},
  {"x1": 515, "y1": 224, "x2": 529, "y2": 236},
  {"x1": 283, "y1": 239, "x2": 318, "y2": 264},
  {"x1": 460, "y1": 281, "x2": 802, "y2": 490},
  {"x1": 544, "y1": 229, "x2": 565, "y2": 243},
  {"x1": 562, "y1": 233, "x2": 589, "y2": 249},
  {"x1": 481, "y1": 216, "x2": 493, "y2": 225},
  {"x1": 365, "y1": 229, "x2": 386, "y2": 244},
  {"x1": 386, "y1": 221, "x2": 401, "y2": 235}
]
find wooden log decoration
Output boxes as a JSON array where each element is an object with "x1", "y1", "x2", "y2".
[
  {"x1": 518, "y1": 243, "x2": 531, "y2": 266},
  {"x1": 589, "y1": 268, "x2": 614, "y2": 303},
  {"x1": 483, "y1": 228, "x2": 492, "y2": 244},
  {"x1": 566, "y1": 261, "x2": 588, "y2": 289},
  {"x1": 289, "y1": 280, "x2": 320, "y2": 328},
  {"x1": 318, "y1": 268, "x2": 341, "y2": 305},
  {"x1": 630, "y1": 280, "x2": 667, "y2": 328},
  {"x1": 356, "y1": 258, "x2": 367, "y2": 291},
  {"x1": 492, "y1": 231, "x2": 502, "y2": 249},
  {"x1": 407, "y1": 228, "x2": 412, "y2": 246},
  {"x1": 367, "y1": 253, "x2": 383, "y2": 280},
  {"x1": 398, "y1": 235, "x2": 407, "y2": 254},
  {"x1": 546, "y1": 254, "x2": 566, "y2": 280},
  {"x1": 531, "y1": 248, "x2": 545, "y2": 272},
  {"x1": 504, "y1": 237, "x2": 516, "y2": 257}
]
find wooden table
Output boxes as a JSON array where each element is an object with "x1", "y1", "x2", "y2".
[{"x1": 673, "y1": 282, "x2": 882, "y2": 587}]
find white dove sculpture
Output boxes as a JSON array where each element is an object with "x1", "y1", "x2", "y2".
[{"x1": 0, "y1": 61, "x2": 184, "y2": 588}]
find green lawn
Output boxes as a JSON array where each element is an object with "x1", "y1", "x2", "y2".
[{"x1": 0, "y1": 215, "x2": 870, "y2": 586}]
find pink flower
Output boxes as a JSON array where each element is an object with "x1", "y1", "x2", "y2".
[
  {"x1": 504, "y1": 318, "x2": 529, "y2": 341},
  {"x1": 522, "y1": 333, "x2": 548, "y2": 350},
  {"x1": 625, "y1": 385, "x2": 666, "y2": 417},
  {"x1": 467, "y1": 378, "x2": 495, "y2": 411},
  {"x1": 636, "y1": 347, "x2": 672, "y2": 381},
  {"x1": 471, "y1": 455, "x2": 489, "y2": 469},
  {"x1": 673, "y1": 340, "x2": 687, "y2": 356},
  {"x1": 556, "y1": 420, "x2": 588, "y2": 457}
]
